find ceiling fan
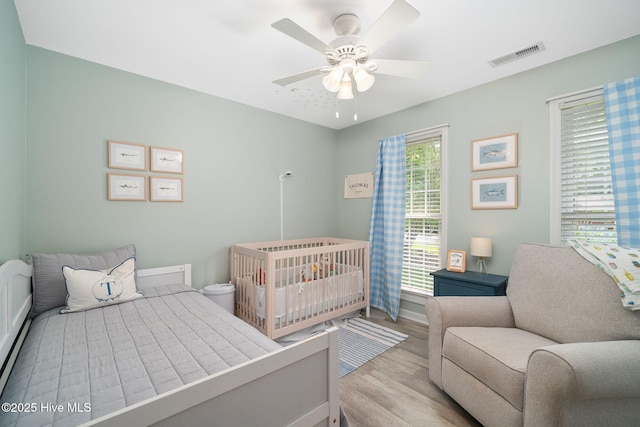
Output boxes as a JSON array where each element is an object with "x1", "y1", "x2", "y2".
[{"x1": 271, "y1": 0, "x2": 430, "y2": 101}]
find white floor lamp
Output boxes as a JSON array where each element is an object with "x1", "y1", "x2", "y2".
[{"x1": 279, "y1": 171, "x2": 292, "y2": 240}]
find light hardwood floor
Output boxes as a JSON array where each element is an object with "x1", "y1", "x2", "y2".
[{"x1": 339, "y1": 308, "x2": 482, "y2": 427}]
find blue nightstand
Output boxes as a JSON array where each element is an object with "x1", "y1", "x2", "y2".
[{"x1": 431, "y1": 269, "x2": 507, "y2": 296}]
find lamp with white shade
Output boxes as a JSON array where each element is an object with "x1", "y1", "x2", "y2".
[{"x1": 470, "y1": 237, "x2": 492, "y2": 274}]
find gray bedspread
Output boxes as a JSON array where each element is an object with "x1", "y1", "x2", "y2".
[{"x1": 0, "y1": 284, "x2": 281, "y2": 426}]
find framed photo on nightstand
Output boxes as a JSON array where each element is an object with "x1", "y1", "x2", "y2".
[{"x1": 446, "y1": 250, "x2": 466, "y2": 273}]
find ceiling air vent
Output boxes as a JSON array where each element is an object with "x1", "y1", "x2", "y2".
[{"x1": 488, "y1": 42, "x2": 546, "y2": 67}]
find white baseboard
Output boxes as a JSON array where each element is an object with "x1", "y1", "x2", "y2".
[
  {"x1": 398, "y1": 307, "x2": 428, "y2": 325},
  {"x1": 399, "y1": 290, "x2": 429, "y2": 325}
]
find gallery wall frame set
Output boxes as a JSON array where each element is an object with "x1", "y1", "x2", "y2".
[
  {"x1": 107, "y1": 140, "x2": 184, "y2": 202},
  {"x1": 470, "y1": 133, "x2": 518, "y2": 209}
]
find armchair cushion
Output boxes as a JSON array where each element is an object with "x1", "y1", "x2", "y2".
[
  {"x1": 426, "y1": 296, "x2": 514, "y2": 388},
  {"x1": 443, "y1": 327, "x2": 557, "y2": 411}
]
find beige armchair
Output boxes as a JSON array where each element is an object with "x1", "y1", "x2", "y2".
[{"x1": 426, "y1": 243, "x2": 640, "y2": 427}]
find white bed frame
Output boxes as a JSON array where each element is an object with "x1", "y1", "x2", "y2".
[{"x1": 0, "y1": 259, "x2": 341, "y2": 426}]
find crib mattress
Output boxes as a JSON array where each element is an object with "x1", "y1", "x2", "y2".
[
  {"x1": 238, "y1": 266, "x2": 364, "y2": 321},
  {"x1": 0, "y1": 284, "x2": 281, "y2": 427}
]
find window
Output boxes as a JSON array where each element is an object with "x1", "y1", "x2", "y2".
[
  {"x1": 402, "y1": 126, "x2": 447, "y2": 295},
  {"x1": 550, "y1": 89, "x2": 617, "y2": 245}
]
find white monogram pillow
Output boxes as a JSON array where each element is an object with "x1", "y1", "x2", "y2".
[{"x1": 61, "y1": 257, "x2": 142, "y2": 313}]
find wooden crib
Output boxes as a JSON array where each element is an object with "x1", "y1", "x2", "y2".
[{"x1": 232, "y1": 237, "x2": 370, "y2": 339}]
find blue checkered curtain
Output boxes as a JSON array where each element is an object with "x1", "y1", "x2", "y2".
[
  {"x1": 368, "y1": 135, "x2": 406, "y2": 320},
  {"x1": 604, "y1": 76, "x2": 640, "y2": 247}
]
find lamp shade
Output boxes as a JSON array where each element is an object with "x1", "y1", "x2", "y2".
[
  {"x1": 470, "y1": 237, "x2": 492, "y2": 257},
  {"x1": 353, "y1": 67, "x2": 375, "y2": 92},
  {"x1": 336, "y1": 77, "x2": 354, "y2": 100},
  {"x1": 322, "y1": 67, "x2": 344, "y2": 92}
]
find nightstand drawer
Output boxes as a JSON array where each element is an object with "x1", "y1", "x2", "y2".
[
  {"x1": 431, "y1": 269, "x2": 508, "y2": 297},
  {"x1": 436, "y1": 278, "x2": 493, "y2": 296}
]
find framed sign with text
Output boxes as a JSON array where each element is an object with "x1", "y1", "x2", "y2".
[{"x1": 344, "y1": 172, "x2": 374, "y2": 199}]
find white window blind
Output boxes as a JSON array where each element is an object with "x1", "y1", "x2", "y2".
[
  {"x1": 558, "y1": 93, "x2": 617, "y2": 244},
  {"x1": 402, "y1": 130, "x2": 443, "y2": 295}
]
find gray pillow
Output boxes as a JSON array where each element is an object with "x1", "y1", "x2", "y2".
[{"x1": 29, "y1": 245, "x2": 136, "y2": 318}]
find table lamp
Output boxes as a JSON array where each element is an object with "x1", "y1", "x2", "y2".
[{"x1": 471, "y1": 237, "x2": 492, "y2": 274}]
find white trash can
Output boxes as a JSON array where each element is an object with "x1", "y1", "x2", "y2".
[{"x1": 201, "y1": 283, "x2": 235, "y2": 314}]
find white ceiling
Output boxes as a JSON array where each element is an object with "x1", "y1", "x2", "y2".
[{"x1": 14, "y1": 0, "x2": 640, "y2": 130}]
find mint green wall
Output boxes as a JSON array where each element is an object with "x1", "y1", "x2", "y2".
[
  {"x1": 25, "y1": 47, "x2": 337, "y2": 286},
  {"x1": 336, "y1": 35, "x2": 640, "y2": 277},
  {"x1": 19, "y1": 29, "x2": 640, "y2": 297},
  {"x1": 0, "y1": 0, "x2": 26, "y2": 262}
]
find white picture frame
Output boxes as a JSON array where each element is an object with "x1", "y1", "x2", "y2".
[
  {"x1": 107, "y1": 173, "x2": 147, "y2": 201},
  {"x1": 150, "y1": 146, "x2": 184, "y2": 174}
]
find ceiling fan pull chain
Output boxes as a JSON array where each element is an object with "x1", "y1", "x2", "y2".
[{"x1": 354, "y1": 93, "x2": 358, "y2": 121}]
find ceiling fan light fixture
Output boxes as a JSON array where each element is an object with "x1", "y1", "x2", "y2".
[
  {"x1": 271, "y1": 0, "x2": 429, "y2": 118},
  {"x1": 339, "y1": 58, "x2": 357, "y2": 74},
  {"x1": 353, "y1": 66, "x2": 375, "y2": 92},
  {"x1": 337, "y1": 77, "x2": 354, "y2": 100},
  {"x1": 322, "y1": 67, "x2": 344, "y2": 92}
]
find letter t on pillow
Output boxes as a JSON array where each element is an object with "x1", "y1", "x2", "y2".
[{"x1": 61, "y1": 257, "x2": 142, "y2": 313}]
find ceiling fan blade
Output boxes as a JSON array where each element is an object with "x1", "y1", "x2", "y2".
[
  {"x1": 373, "y1": 59, "x2": 431, "y2": 78},
  {"x1": 272, "y1": 18, "x2": 332, "y2": 54},
  {"x1": 273, "y1": 67, "x2": 324, "y2": 87},
  {"x1": 360, "y1": 0, "x2": 421, "y2": 54}
]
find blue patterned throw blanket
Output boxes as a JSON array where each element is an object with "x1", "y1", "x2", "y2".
[{"x1": 571, "y1": 240, "x2": 640, "y2": 310}]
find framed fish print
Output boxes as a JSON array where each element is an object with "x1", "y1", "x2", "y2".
[
  {"x1": 471, "y1": 133, "x2": 518, "y2": 171},
  {"x1": 108, "y1": 140, "x2": 148, "y2": 171},
  {"x1": 108, "y1": 173, "x2": 147, "y2": 201},
  {"x1": 471, "y1": 175, "x2": 518, "y2": 209},
  {"x1": 150, "y1": 176, "x2": 183, "y2": 202},
  {"x1": 150, "y1": 146, "x2": 184, "y2": 174}
]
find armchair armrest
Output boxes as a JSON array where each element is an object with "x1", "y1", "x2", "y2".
[
  {"x1": 425, "y1": 296, "x2": 515, "y2": 388},
  {"x1": 525, "y1": 340, "x2": 640, "y2": 426}
]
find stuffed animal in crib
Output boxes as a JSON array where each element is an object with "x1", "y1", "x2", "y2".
[
  {"x1": 302, "y1": 266, "x2": 313, "y2": 282},
  {"x1": 321, "y1": 257, "x2": 336, "y2": 277}
]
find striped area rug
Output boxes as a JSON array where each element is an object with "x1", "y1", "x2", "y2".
[{"x1": 337, "y1": 317, "x2": 408, "y2": 378}]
